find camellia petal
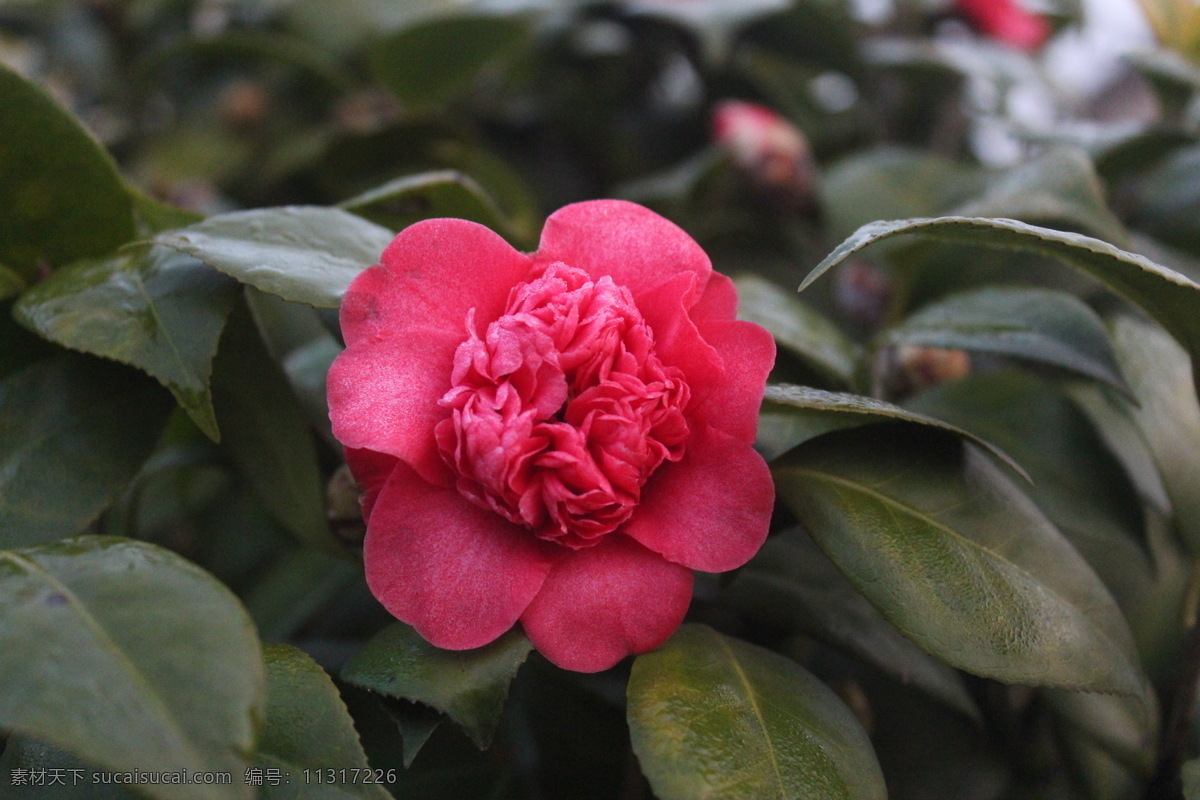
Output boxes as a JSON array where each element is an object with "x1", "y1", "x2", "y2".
[
  {"x1": 688, "y1": 318, "x2": 777, "y2": 443},
  {"x1": 691, "y1": 270, "x2": 739, "y2": 323},
  {"x1": 634, "y1": 272, "x2": 723, "y2": 391},
  {"x1": 520, "y1": 536, "x2": 694, "y2": 673},
  {"x1": 364, "y1": 463, "x2": 560, "y2": 650},
  {"x1": 624, "y1": 425, "x2": 774, "y2": 573},
  {"x1": 327, "y1": 329, "x2": 460, "y2": 485},
  {"x1": 535, "y1": 199, "x2": 712, "y2": 299},
  {"x1": 339, "y1": 217, "x2": 532, "y2": 347},
  {"x1": 343, "y1": 446, "x2": 398, "y2": 522}
]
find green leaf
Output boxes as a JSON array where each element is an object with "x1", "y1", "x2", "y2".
[
  {"x1": 1044, "y1": 689, "x2": 1158, "y2": 776},
  {"x1": 379, "y1": 700, "x2": 444, "y2": 769},
  {"x1": 816, "y1": 148, "x2": 984, "y2": 245},
  {"x1": 212, "y1": 306, "x2": 332, "y2": 551},
  {"x1": 884, "y1": 286, "x2": 1128, "y2": 393},
  {"x1": 242, "y1": 550, "x2": 360, "y2": 642},
  {"x1": 1109, "y1": 315, "x2": 1200, "y2": 552},
  {"x1": 950, "y1": 147, "x2": 1129, "y2": 246},
  {"x1": 368, "y1": 13, "x2": 530, "y2": 110},
  {"x1": 733, "y1": 275, "x2": 861, "y2": 388},
  {"x1": 0, "y1": 536, "x2": 264, "y2": 800},
  {"x1": 256, "y1": 643, "x2": 389, "y2": 800},
  {"x1": 0, "y1": 63, "x2": 135, "y2": 279},
  {"x1": 156, "y1": 207, "x2": 395, "y2": 309},
  {"x1": 760, "y1": 384, "x2": 1027, "y2": 478},
  {"x1": 627, "y1": 624, "x2": 886, "y2": 800},
  {"x1": 244, "y1": 288, "x2": 341, "y2": 446},
  {"x1": 0, "y1": 736, "x2": 141, "y2": 799},
  {"x1": 1130, "y1": 143, "x2": 1200, "y2": 256},
  {"x1": 0, "y1": 264, "x2": 26, "y2": 301},
  {"x1": 724, "y1": 528, "x2": 979, "y2": 720},
  {"x1": 338, "y1": 170, "x2": 512, "y2": 239},
  {"x1": 13, "y1": 246, "x2": 239, "y2": 441},
  {"x1": 904, "y1": 372, "x2": 1150, "y2": 605},
  {"x1": 128, "y1": 186, "x2": 205, "y2": 235},
  {"x1": 800, "y1": 216, "x2": 1200, "y2": 392},
  {"x1": 341, "y1": 623, "x2": 532, "y2": 750},
  {"x1": 0, "y1": 356, "x2": 173, "y2": 549},
  {"x1": 773, "y1": 424, "x2": 1148, "y2": 698}
]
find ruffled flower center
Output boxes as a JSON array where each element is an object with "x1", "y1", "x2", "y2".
[{"x1": 435, "y1": 263, "x2": 690, "y2": 549}]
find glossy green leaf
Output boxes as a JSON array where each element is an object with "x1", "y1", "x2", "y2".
[
  {"x1": 242, "y1": 550, "x2": 360, "y2": 642},
  {"x1": 0, "y1": 536, "x2": 264, "y2": 800},
  {"x1": 817, "y1": 148, "x2": 984, "y2": 244},
  {"x1": 725, "y1": 528, "x2": 979, "y2": 719},
  {"x1": 368, "y1": 14, "x2": 530, "y2": 110},
  {"x1": 380, "y1": 700, "x2": 444, "y2": 769},
  {"x1": 128, "y1": 186, "x2": 205, "y2": 235},
  {"x1": 884, "y1": 286, "x2": 1128, "y2": 392},
  {"x1": 1044, "y1": 689, "x2": 1158, "y2": 776},
  {"x1": 0, "y1": 356, "x2": 173, "y2": 549},
  {"x1": 905, "y1": 372, "x2": 1150, "y2": 607},
  {"x1": 0, "y1": 265, "x2": 25, "y2": 301},
  {"x1": 244, "y1": 289, "x2": 341, "y2": 446},
  {"x1": 13, "y1": 246, "x2": 239, "y2": 441},
  {"x1": 1067, "y1": 382, "x2": 1172, "y2": 515},
  {"x1": 1109, "y1": 314, "x2": 1200, "y2": 552},
  {"x1": 212, "y1": 307, "x2": 331, "y2": 551},
  {"x1": 627, "y1": 624, "x2": 886, "y2": 800},
  {"x1": 156, "y1": 207, "x2": 394, "y2": 309},
  {"x1": 256, "y1": 643, "x2": 389, "y2": 800},
  {"x1": 774, "y1": 424, "x2": 1148, "y2": 698},
  {"x1": 799, "y1": 216, "x2": 1200, "y2": 391},
  {"x1": 341, "y1": 623, "x2": 532, "y2": 750},
  {"x1": 1131, "y1": 143, "x2": 1200, "y2": 256},
  {"x1": 951, "y1": 147, "x2": 1129, "y2": 246},
  {"x1": 760, "y1": 385, "x2": 1026, "y2": 478},
  {"x1": 338, "y1": 170, "x2": 511, "y2": 239},
  {"x1": 0, "y1": 63, "x2": 135, "y2": 279},
  {"x1": 733, "y1": 275, "x2": 860, "y2": 388}
]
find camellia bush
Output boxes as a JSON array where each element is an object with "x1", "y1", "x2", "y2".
[{"x1": 4, "y1": 0, "x2": 1200, "y2": 798}]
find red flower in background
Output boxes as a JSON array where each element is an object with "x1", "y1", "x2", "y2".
[
  {"x1": 956, "y1": 0, "x2": 1051, "y2": 51},
  {"x1": 328, "y1": 200, "x2": 775, "y2": 672},
  {"x1": 711, "y1": 100, "x2": 815, "y2": 205}
]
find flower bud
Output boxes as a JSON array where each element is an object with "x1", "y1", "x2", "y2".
[
  {"x1": 955, "y1": 0, "x2": 1051, "y2": 51},
  {"x1": 896, "y1": 345, "x2": 972, "y2": 390},
  {"x1": 712, "y1": 100, "x2": 815, "y2": 207}
]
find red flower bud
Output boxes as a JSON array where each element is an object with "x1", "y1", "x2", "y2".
[
  {"x1": 956, "y1": 0, "x2": 1051, "y2": 51},
  {"x1": 712, "y1": 100, "x2": 815, "y2": 205}
]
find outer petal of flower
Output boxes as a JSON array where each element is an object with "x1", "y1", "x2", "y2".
[
  {"x1": 343, "y1": 447, "x2": 398, "y2": 522},
  {"x1": 365, "y1": 463, "x2": 559, "y2": 650},
  {"x1": 327, "y1": 329, "x2": 461, "y2": 485},
  {"x1": 624, "y1": 425, "x2": 773, "y2": 573},
  {"x1": 520, "y1": 536, "x2": 693, "y2": 672},
  {"x1": 535, "y1": 200, "x2": 711, "y2": 298},
  {"x1": 340, "y1": 218, "x2": 532, "y2": 347},
  {"x1": 688, "y1": 318, "x2": 776, "y2": 443},
  {"x1": 691, "y1": 270, "x2": 739, "y2": 323},
  {"x1": 636, "y1": 272, "x2": 723, "y2": 387}
]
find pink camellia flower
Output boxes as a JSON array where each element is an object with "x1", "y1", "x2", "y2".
[
  {"x1": 712, "y1": 100, "x2": 815, "y2": 206},
  {"x1": 328, "y1": 200, "x2": 776, "y2": 672},
  {"x1": 956, "y1": 0, "x2": 1050, "y2": 51}
]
